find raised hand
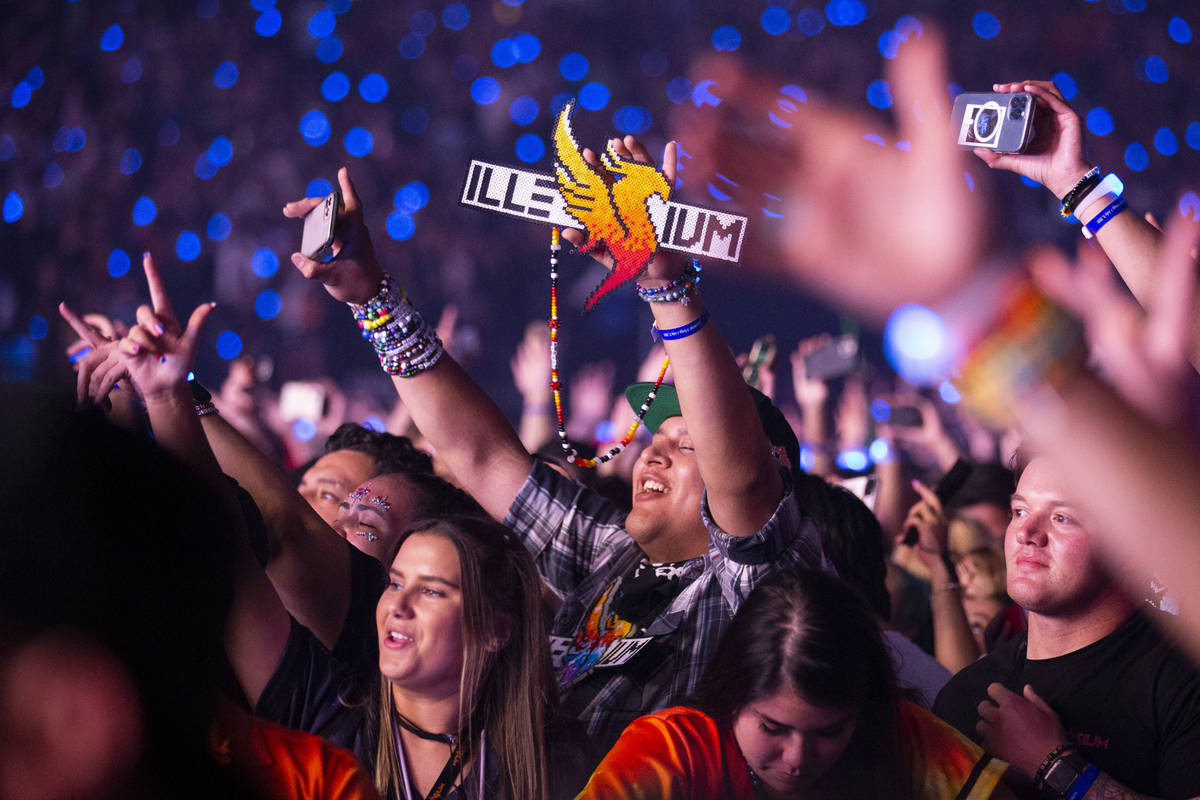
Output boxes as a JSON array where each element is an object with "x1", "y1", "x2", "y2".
[
  {"x1": 790, "y1": 335, "x2": 832, "y2": 409},
  {"x1": 284, "y1": 167, "x2": 383, "y2": 304},
  {"x1": 58, "y1": 303, "x2": 128, "y2": 407},
  {"x1": 901, "y1": 479, "x2": 951, "y2": 568},
  {"x1": 972, "y1": 80, "x2": 1091, "y2": 200},
  {"x1": 1031, "y1": 209, "x2": 1200, "y2": 429},
  {"x1": 117, "y1": 253, "x2": 216, "y2": 402},
  {"x1": 673, "y1": 27, "x2": 980, "y2": 320}
]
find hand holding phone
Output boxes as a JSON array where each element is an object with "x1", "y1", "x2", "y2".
[
  {"x1": 803, "y1": 334, "x2": 859, "y2": 382},
  {"x1": 301, "y1": 190, "x2": 340, "y2": 262}
]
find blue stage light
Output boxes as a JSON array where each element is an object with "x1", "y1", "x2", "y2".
[
  {"x1": 207, "y1": 136, "x2": 233, "y2": 167},
  {"x1": 711, "y1": 25, "x2": 741, "y2": 51},
  {"x1": 217, "y1": 331, "x2": 243, "y2": 360},
  {"x1": 100, "y1": 24, "x2": 124, "y2": 51},
  {"x1": 300, "y1": 110, "x2": 331, "y2": 146},
  {"x1": 251, "y1": 248, "x2": 279, "y2": 278},
  {"x1": 316, "y1": 35, "x2": 344, "y2": 63},
  {"x1": 359, "y1": 73, "x2": 388, "y2": 103},
  {"x1": 559, "y1": 53, "x2": 588, "y2": 81},
  {"x1": 867, "y1": 80, "x2": 892, "y2": 109},
  {"x1": 344, "y1": 128, "x2": 374, "y2": 157},
  {"x1": 515, "y1": 134, "x2": 545, "y2": 163},
  {"x1": 972, "y1": 11, "x2": 1000, "y2": 39},
  {"x1": 1143, "y1": 55, "x2": 1168, "y2": 83},
  {"x1": 470, "y1": 76, "x2": 501, "y2": 105},
  {"x1": 386, "y1": 211, "x2": 415, "y2": 241},
  {"x1": 826, "y1": 0, "x2": 867, "y2": 27},
  {"x1": 442, "y1": 3, "x2": 470, "y2": 30},
  {"x1": 761, "y1": 7, "x2": 791, "y2": 34},
  {"x1": 133, "y1": 196, "x2": 156, "y2": 226},
  {"x1": 207, "y1": 213, "x2": 232, "y2": 241},
  {"x1": 510, "y1": 96, "x2": 539, "y2": 125},
  {"x1": 796, "y1": 8, "x2": 826, "y2": 35},
  {"x1": 399, "y1": 33, "x2": 425, "y2": 59},
  {"x1": 1168, "y1": 17, "x2": 1192, "y2": 43},
  {"x1": 1086, "y1": 107, "x2": 1114, "y2": 136},
  {"x1": 394, "y1": 182, "x2": 429, "y2": 212},
  {"x1": 255, "y1": 290, "x2": 282, "y2": 320},
  {"x1": 613, "y1": 106, "x2": 652, "y2": 135},
  {"x1": 214, "y1": 60, "x2": 239, "y2": 88},
  {"x1": 306, "y1": 178, "x2": 334, "y2": 198},
  {"x1": 2, "y1": 193, "x2": 22, "y2": 223},
  {"x1": 308, "y1": 8, "x2": 335, "y2": 38},
  {"x1": 43, "y1": 163, "x2": 64, "y2": 188},
  {"x1": 1052, "y1": 72, "x2": 1078, "y2": 100},
  {"x1": 176, "y1": 231, "x2": 202, "y2": 261},
  {"x1": 579, "y1": 82, "x2": 610, "y2": 111},
  {"x1": 1154, "y1": 127, "x2": 1178, "y2": 156},
  {"x1": 1124, "y1": 142, "x2": 1148, "y2": 171},
  {"x1": 255, "y1": 9, "x2": 283, "y2": 37},
  {"x1": 513, "y1": 33, "x2": 540, "y2": 63},
  {"x1": 322, "y1": 72, "x2": 350, "y2": 101},
  {"x1": 108, "y1": 249, "x2": 131, "y2": 278},
  {"x1": 30, "y1": 315, "x2": 49, "y2": 341}
]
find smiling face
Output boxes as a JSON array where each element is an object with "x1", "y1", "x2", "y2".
[
  {"x1": 731, "y1": 688, "x2": 857, "y2": 795},
  {"x1": 331, "y1": 473, "x2": 427, "y2": 562},
  {"x1": 376, "y1": 532, "x2": 466, "y2": 702},
  {"x1": 299, "y1": 449, "x2": 378, "y2": 526},
  {"x1": 624, "y1": 416, "x2": 709, "y2": 562},
  {"x1": 1005, "y1": 457, "x2": 1111, "y2": 618}
]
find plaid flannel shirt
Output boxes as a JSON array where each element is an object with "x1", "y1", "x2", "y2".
[{"x1": 503, "y1": 459, "x2": 830, "y2": 751}]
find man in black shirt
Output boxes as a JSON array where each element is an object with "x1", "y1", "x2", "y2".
[{"x1": 933, "y1": 455, "x2": 1200, "y2": 799}]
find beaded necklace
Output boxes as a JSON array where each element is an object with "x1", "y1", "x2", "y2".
[{"x1": 548, "y1": 227, "x2": 670, "y2": 468}]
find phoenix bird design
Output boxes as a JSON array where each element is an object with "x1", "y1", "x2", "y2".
[{"x1": 553, "y1": 101, "x2": 673, "y2": 310}]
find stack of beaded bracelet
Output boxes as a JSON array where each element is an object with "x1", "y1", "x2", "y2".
[
  {"x1": 635, "y1": 259, "x2": 701, "y2": 305},
  {"x1": 1059, "y1": 167, "x2": 1101, "y2": 218},
  {"x1": 348, "y1": 272, "x2": 445, "y2": 377},
  {"x1": 547, "y1": 228, "x2": 671, "y2": 468}
]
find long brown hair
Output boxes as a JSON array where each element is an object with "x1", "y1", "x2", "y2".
[
  {"x1": 372, "y1": 514, "x2": 556, "y2": 800},
  {"x1": 691, "y1": 568, "x2": 911, "y2": 799}
]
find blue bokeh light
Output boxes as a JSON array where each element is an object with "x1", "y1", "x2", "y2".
[
  {"x1": 550, "y1": 92, "x2": 574, "y2": 113},
  {"x1": 825, "y1": 0, "x2": 867, "y2": 27},
  {"x1": 214, "y1": 60, "x2": 239, "y2": 88},
  {"x1": 578, "y1": 82, "x2": 610, "y2": 111},
  {"x1": 30, "y1": 315, "x2": 49, "y2": 341},
  {"x1": 1086, "y1": 107, "x2": 1114, "y2": 136},
  {"x1": 293, "y1": 418, "x2": 317, "y2": 442},
  {"x1": 510, "y1": 96, "x2": 538, "y2": 125},
  {"x1": 409, "y1": 9, "x2": 436, "y2": 35},
  {"x1": 399, "y1": 33, "x2": 425, "y2": 59},
  {"x1": 394, "y1": 182, "x2": 429, "y2": 213},
  {"x1": 837, "y1": 448, "x2": 870, "y2": 472},
  {"x1": 255, "y1": 9, "x2": 283, "y2": 37},
  {"x1": 176, "y1": 231, "x2": 202, "y2": 261},
  {"x1": 251, "y1": 248, "x2": 279, "y2": 278},
  {"x1": 121, "y1": 57, "x2": 143, "y2": 83},
  {"x1": 883, "y1": 303, "x2": 954, "y2": 385},
  {"x1": 613, "y1": 105, "x2": 652, "y2": 135},
  {"x1": 796, "y1": 7, "x2": 826, "y2": 35},
  {"x1": 133, "y1": 196, "x2": 156, "y2": 226},
  {"x1": 321, "y1": 71, "x2": 350, "y2": 101},
  {"x1": 358, "y1": 73, "x2": 388, "y2": 102},
  {"x1": 216, "y1": 331, "x2": 243, "y2": 360},
  {"x1": 1123, "y1": 0, "x2": 1145, "y2": 11},
  {"x1": 972, "y1": 11, "x2": 1001, "y2": 39},
  {"x1": 1052, "y1": 72, "x2": 1078, "y2": 100},
  {"x1": 1154, "y1": 127, "x2": 1178, "y2": 156},
  {"x1": 878, "y1": 30, "x2": 901, "y2": 59},
  {"x1": 250, "y1": 0, "x2": 275, "y2": 11},
  {"x1": 470, "y1": 76, "x2": 501, "y2": 105},
  {"x1": 938, "y1": 379, "x2": 962, "y2": 404},
  {"x1": 65, "y1": 126, "x2": 86, "y2": 152},
  {"x1": 100, "y1": 24, "x2": 124, "y2": 51},
  {"x1": 712, "y1": 25, "x2": 741, "y2": 51},
  {"x1": 255, "y1": 290, "x2": 283, "y2": 320},
  {"x1": 401, "y1": 106, "x2": 429, "y2": 134},
  {"x1": 515, "y1": 133, "x2": 545, "y2": 163},
  {"x1": 308, "y1": 8, "x2": 336, "y2": 38},
  {"x1": 1168, "y1": 16, "x2": 1192, "y2": 43},
  {"x1": 195, "y1": 154, "x2": 218, "y2": 180},
  {"x1": 11, "y1": 82, "x2": 32, "y2": 108},
  {"x1": 3, "y1": 193, "x2": 23, "y2": 223},
  {"x1": 895, "y1": 15, "x2": 923, "y2": 38},
  {"x1": 666, "y1": 77, "x2": 691, "y2": 104},
  {"x1": 442, "y1": 3, "x2": 470, "y2": 30},
  {"x1": 870, "y1": 398, "x2": 892, "y2": 423},
  {"x1": 107, "y1": 249, "x2": 131, "y2": 278},
  {"x1": 44, "y1": 163, "x2": 64, "y2": 188},
  {"x1": 328, "y1": 0, "x2": 352, "y2": 14},
  {"x1": 25, "y1": 66, "x2": 44, "y2": 90},
  {"x1": 316, "y1": 35, "x2": 344, "y2": 63},
  {"x1": 300, "y1": 110, "x2": 331, "y2": 146},
  {"x1": 306, "y1": 178, "x2": 334, "y2": 198},
  {"x1": 868, "y1": 438, "x2": 890, "y2": 463},
  {"x1": 761, "y1": 7, "x2": 791, "y2": 34},
  {"x1": 1181, "y1": 192, "x2": 1200, "y2": 221},
  {"x1": 559, "y1": 53, "x2": 588, "y2": 81},
  {"x1": 386, "y1": 211, "x2": 415, "y2": 241},
  {"x1": 344, "y1": 127, "x2": 374, "y2": 157},
  {"x1": 1124, "y1": 142, "x2": 1149, "y2": 171},
  {"x1": 1142, "y1": 55, "x2": 1168, "y2": 83},
  {"x1": 1187, "y1": 122, "x2": 1200, "y2": 150},
  {"x1": 867, "y1": 80, "x2": 892, "y2": 109},
  {"x1": 207, "y1": 213, "x2": 232, "y2": 241},
  {"x1": 207, "y1": 136, "x2": 233, "y2": 167},
  {"x1": 491, "y1": 41, "x2": 518, "y2": 69},
  {"x1": 513, "y1": 33, "x2": 541, "y2": 63}
]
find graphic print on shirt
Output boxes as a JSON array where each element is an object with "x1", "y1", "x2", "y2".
[{"x1": 551, "y1": 579, "x2": 654, "y2": 687}]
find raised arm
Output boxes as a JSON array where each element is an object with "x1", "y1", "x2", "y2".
[
  {"x1": 285, "y1": 168, "x2": 531, "y2": 521},
  {"x1": 564, "y1": 136, "x2": 782, "y2": 537},
  {"x1": 115, "y1": 253, "x2": 289, "y2": 707},
  {"x1": 976, "y1": 79, "x2": 1200, "y2": 366}
]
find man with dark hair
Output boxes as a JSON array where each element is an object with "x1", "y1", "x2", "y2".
[
  {"x1": 933, "y1": 455, "x2": 1200, "y2": 799},
  {"x1": 297, "y1": 423, "x2": 434, "y2": 525}
]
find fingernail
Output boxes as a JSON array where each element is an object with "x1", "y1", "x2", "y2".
[
  {"x1": 154, "y1": 323, "x2": 164, "y2": 335},
  {"x1": 143, "y1": 251, "x2": 151, "y2": 260},
  {"x1": 291, "y1": 253, "x2": 304, "y2": 266},
  {"x1": 130, "y1": 343, "x2": 140, "y2": 354},
  {"x1": 209, "y1": 301, "x2": 218, "y2": 309}
]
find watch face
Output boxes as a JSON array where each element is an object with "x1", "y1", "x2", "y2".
[{"x1": 1044, "y1": 756, "x2": 1082, "y2": 794}]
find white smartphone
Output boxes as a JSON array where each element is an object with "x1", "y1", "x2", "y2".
[{"x1": 301, "y1": 190, "x2": 340, "y2": 261}]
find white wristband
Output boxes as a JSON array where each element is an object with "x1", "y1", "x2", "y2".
[{"x1": 1074, "y1": 172, "x2": 1124, "y2": 221}]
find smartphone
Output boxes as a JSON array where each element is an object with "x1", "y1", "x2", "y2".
[
  {"x1": 280, "y1": 380, "x2": 326, "y2": 422},
  {"x1": 952, "y1": 91, "x2": 1035, "y2": 153},
  {"x1": 803, "y1": 335, "x2": 858, "y2": 382},
  {"x1": 742, "y1": 334, "x2": 778, "y2": 390},
  {"x1": 902, "y1": 459, "x2": 973, "y2": 546},
  {"x1": 887, "y1": 405, "x2": 923, "y2": 427},
  {"x1": 301, "y1": 190, "x2": 340, "y2": 262}
]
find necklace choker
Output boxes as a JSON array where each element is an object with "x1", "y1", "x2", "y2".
[{"x1": 393, "y1": 710, "x2": 458, "y2": 746}]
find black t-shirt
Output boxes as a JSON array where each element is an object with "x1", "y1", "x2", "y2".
[
  {"x1": 933, "y1": 610, "x2": 1200, "y2": 798},
  {"x1": 332, "y1": 541, "x2": 386, "y2": 671},
  {"x1": 557, "y1": 558, "x2": 691, "y2": 721}
]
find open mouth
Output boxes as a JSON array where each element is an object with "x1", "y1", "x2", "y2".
[
  {"x1": 385, "y1": 630, "x2": 414, "y2": 645},
  {"x1": 641, "y1": 479, "x2": 668, "y2": 495}
]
